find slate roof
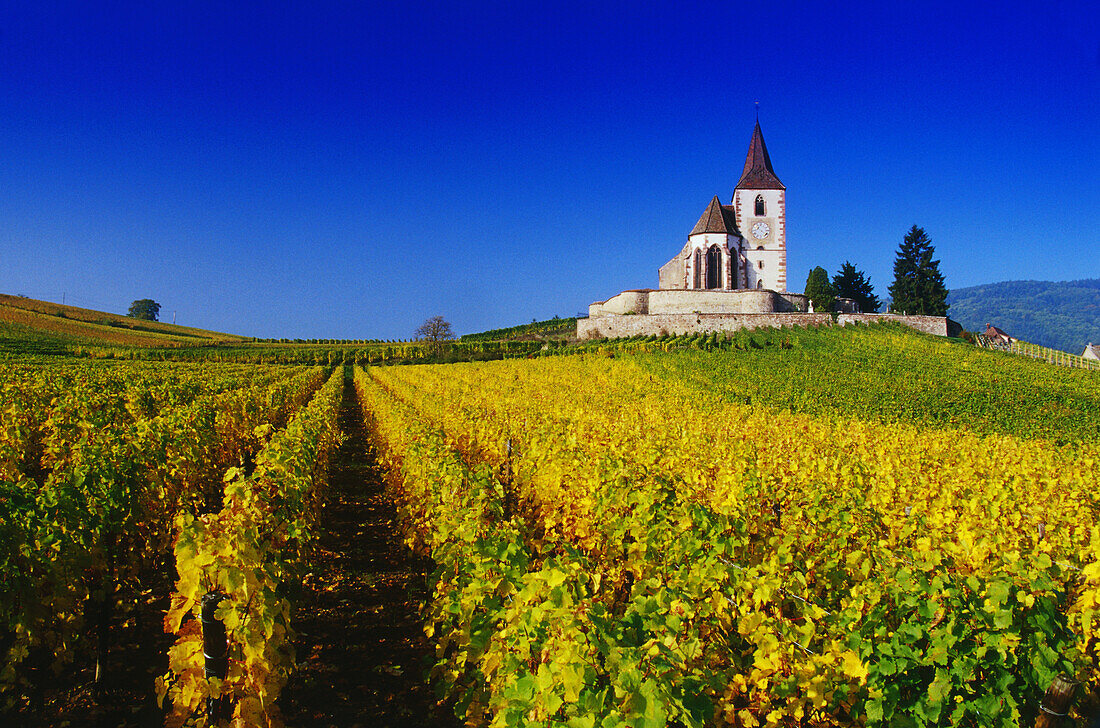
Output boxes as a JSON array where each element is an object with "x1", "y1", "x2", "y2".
[
  {"x1": 735, "y1": 121, "x2": 785, "y2": 190},
  {"x1": 690, "y1": 196, "x2": 741, "y2": 236}
]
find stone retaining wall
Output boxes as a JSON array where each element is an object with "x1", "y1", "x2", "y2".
[{"x1": 576, "y1": 312, "x2": 948, "y2": 339}]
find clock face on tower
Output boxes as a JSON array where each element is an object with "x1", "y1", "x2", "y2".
[{"x1": 752, "y1": 222, "x2": 770, "y2": 240}]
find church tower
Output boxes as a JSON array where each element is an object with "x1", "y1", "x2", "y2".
[{"x1": 732, "y1": 120, "x2": 786, "y2": 291}]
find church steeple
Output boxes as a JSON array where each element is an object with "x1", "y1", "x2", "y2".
[{"x1": 735, "y1": 121, "x2": 784, "y2": 190}]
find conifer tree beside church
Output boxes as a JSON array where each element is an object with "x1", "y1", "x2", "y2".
[
  {"x1": 888, "y1": 225, "x2": 948, "y2": 315},
  {"x1": 804, "y1": 267, "x2": 836, "y2": 312},
  {"x1": 832, "y1": 261, "x2": 881, "y2": 313}
]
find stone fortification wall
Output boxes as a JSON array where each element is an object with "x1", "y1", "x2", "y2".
[
  {"x1": 647, "y1": 289, "x2": 790, "y2": 314},
  {"x1": 588, "y1": 290, "x2": 653, "y2": 316},
  {"x1": 837, "y1": 314, "x2": 948, "y2": 337},
  {"x1": 589, "y1": 289, "x2": 809, "y2": 317},
  {"x1": 778, "y1": 293, "x2": 809, "y2": 311},
  {"x1": 576, "y1": 312, "x2": 948, "y2": 339}
]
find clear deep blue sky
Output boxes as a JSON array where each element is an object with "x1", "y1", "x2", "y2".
[{"x1": 1, "y1": 1, "x2": 1097, "y2": 339}]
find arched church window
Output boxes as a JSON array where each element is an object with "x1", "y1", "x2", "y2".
[
  {"x1": 756, "y1": 245, "x2": 764, "y2": 250},
  {"x1": 693, "y1": 249, "x2": 702, "y2": 289},
  {"x1": 706, "y1": 245, "x2": 721, "y2": 289},
  {"x1": 757, "y1": 280, "x2": 763, "y2": 289},
  {"x1": 755, "y1": 195, "x2": 765, "y2": 216}
]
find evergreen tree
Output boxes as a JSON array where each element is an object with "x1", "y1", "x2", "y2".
[
  {"x1": 832, "y1": 261, "x2": 881, "y2": 313},
  {"x1": 803, "y1": 266, "x2": 836, "y2": 312},
  {"x1": 888, "y1": 225, "x2": 949, "y2": 315}
]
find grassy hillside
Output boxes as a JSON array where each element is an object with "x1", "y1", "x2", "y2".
[
  {"x1": 0, "y1": 293, "x2": 248, "y2": 348},
  {"x1": 946, "y1": 279, "x2": 1100, "y2": 353}
]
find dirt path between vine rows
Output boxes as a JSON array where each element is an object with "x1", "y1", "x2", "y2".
[{"x1": 280, "y1": 374, "x2": 458, "y2": 728}]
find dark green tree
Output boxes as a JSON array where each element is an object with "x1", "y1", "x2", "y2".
[
  {"x1": 804, "y1": 266, "x2": 836, "y2": 312},
  {"x1": 832, "y1": 261, "x2": 881, "y2": 313},
  {"x1": 127, "y1": 299, "x2": 161, "y2": 321},
  {"x1": 888, "y1": 226, "x2": 948, "y2": 315}
]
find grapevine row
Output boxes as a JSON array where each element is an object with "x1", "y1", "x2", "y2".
[
  {"x1": 0, "y1": 363, "x2": 326, "y2": 712},
  {"x1": 158, "y1": 367, "x2": 344, "y2": 727}
]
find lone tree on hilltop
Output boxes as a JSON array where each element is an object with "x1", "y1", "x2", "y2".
[
  {"x1": 888, "y1": 225, "x2": 949, "y2": 315},
  {"x1": 804, "y1": 266, "x2": 836, "y2": 313},
  {"x1": 832, "y1": 261, "x2": 881, "y2": 313},
  {"x1": 415, "y1": 315, "x2": 454, "y2": 353},
  {"x1": 127, "y1": 299, "x2": 161, "y2": 321}
]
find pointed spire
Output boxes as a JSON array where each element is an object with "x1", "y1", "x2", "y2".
[
  {"x1": 690, "y1": 195, "x2": 741, "y2": 236},
  {"x1": 735, "y1": 120, "x2": 784, "y2": 190}
]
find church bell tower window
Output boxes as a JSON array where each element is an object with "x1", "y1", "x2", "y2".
[{"x1": 755, "y1": 195, "x2": 765, "y2": 216}]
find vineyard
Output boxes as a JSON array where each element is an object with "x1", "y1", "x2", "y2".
[
  {"x1": 358, "y1": 327, "x2": 1100, "y2": 727},
  {"x1": 2, "y1": 322, "x2": 1099, "y2": 726},
  {"x1": 1, "y1": 358, "x2": 339, "y2": 725}
]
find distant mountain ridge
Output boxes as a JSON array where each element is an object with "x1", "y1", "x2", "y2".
[{"x1": 946, "y1": 279, "x2": 1100, "y2": 354}]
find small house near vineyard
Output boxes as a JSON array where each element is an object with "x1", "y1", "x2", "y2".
[{"x1": 983, "y1": 324, "x2": 1016, "y2": 346}]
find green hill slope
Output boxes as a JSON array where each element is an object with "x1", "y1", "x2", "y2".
[
  {"x1": 601, "y1": 323, "x2": 1098, "y2": 443},
  {"x1": 946, "y1": 279, "x2": 1100, "y2": 353},
  {"x1": 460, "y1": 317, "x2": 577, "y2": 341},
  {"x1": 0, "y1": 293, "x2": 248, "y2": 349}
]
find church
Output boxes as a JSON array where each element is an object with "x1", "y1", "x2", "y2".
[
  {"x1": 583, "y1": 119, "x2": 809, "y2": 323},
  {"x1": 577, "y1": 119, "x2": 950, "y2": 339},
  {"x1": 658, "y1": 119, "x2": 787, "y2": 293}
]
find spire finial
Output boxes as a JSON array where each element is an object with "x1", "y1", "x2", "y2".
[{"x1": 755, "y1": 101, "x2": 759, "y2": 122}]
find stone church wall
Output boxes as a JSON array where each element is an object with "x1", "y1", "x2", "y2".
[
  {"x1": 576, "y1": 312, "x2": 948, "y2": 339},
  {"x1": 658, "y1": 246, "x2": 688, "y2": 289}
]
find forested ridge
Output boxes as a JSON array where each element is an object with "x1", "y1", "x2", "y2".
[{"x1": 947, "y1": 278, "x2": 1100, "y2": 353}]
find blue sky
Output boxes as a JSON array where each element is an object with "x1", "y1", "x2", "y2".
[{"x1": 1, "y1": 1, "x2": 1097, "y2": 339}]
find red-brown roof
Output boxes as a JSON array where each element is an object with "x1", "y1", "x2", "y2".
[
  {"x1": 735, "y1": 121, "x2": 785, "y2": 190},
  {"x1": 690, "y1": 196, "x2": 741, "y2": 236}
]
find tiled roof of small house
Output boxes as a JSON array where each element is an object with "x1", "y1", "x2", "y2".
[
  {"x1": 735, "y1": 121, "x2": 785, "y2": 190},
  {"x1": 690, "y1": 196, "x2": 741, "y2": 236},
  {"x1": 984, "y1": 323, "x2": 1012, "y2": 338}
]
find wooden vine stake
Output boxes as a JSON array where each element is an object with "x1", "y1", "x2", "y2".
[{"x1": 1035, "y1": 674, "x2": 1078, "y2": 727}]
